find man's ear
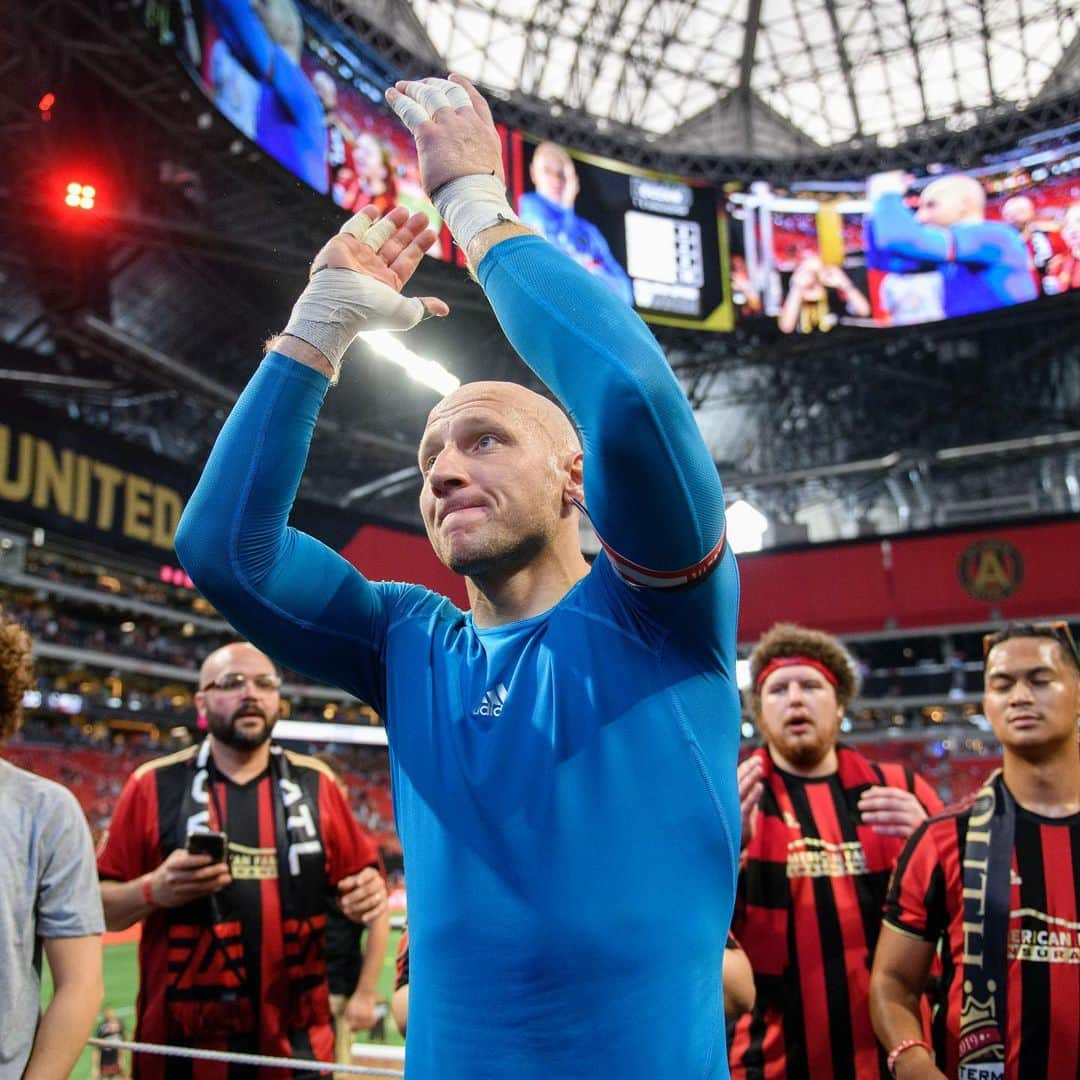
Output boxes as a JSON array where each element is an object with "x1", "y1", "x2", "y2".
[{"x1": 562, "y1": 450, "x2": 585, "y2": 509}]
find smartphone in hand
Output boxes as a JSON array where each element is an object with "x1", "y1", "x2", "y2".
[{"x1": 186, "y1": 830, "x2": 228, "y2": 863}]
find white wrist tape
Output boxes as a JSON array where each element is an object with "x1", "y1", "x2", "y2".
[
  {"x1": 281, "y1": 269, "x2": 425, "y2": 381},
  {"x1": 433, "y1": 174, "x2": 521, "y2": 253}
]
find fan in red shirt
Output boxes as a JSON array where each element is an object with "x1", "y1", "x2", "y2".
[
  {"x1": 1000, "y1": 195, "x2": 1068, "y2": 295},
  {"x1": 872, "y1": 621, "x2": 1080, "y2": 1080},
  {"x1": 730, "y1": 623, "x2": 942, "y2": 1080},
  {"x1": 97, "y1": 642, "x2": 387, "y2": 1079}
]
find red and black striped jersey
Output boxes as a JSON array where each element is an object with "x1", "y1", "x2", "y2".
[
  {"x1": 395, "y1": 927, "x2": 410, "y2": 991},
  {"x1": 730, "y1": 757, "x2": 941, "y2": 1080},
  {"x1": 97, "y1": 745, "x2": 380, "y2": 1080},
  {"x1": 884, "y1": 799, "x2": 1080, "y2": 1079}
]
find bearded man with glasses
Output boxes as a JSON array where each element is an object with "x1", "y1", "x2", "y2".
[{"x1": 97, "y1": 641, "x2": 388, "y2": 1079}]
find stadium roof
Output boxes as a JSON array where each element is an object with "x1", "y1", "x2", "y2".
[{"x1": 406, "y1": 0, "x2": 1080, "y2": 148}]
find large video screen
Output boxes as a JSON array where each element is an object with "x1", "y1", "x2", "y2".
[
  {"x1": 158, "y1": 0, "x2": 1079, "y2": 336},
  {"x1": 168, "y1": 0, "x2": 451, "y2": 257},
  {"x1": 726, "y1": 126, "x2": 1080, "y2": 333},
  {"x1": 506, "y1": 133, "x2": 731, "y2": 331}
]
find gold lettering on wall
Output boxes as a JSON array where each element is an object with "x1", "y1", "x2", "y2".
[
  {"x1": 0, "y1": 429, "x2": 34, "y2": 501},
  {"x1": 0, "y1": 422, "x2": 186, "y2": 551}
]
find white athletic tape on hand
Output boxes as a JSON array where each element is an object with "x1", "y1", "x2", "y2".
[
  {"x1": 414, "y1": 82, "x2": 452, "y2": 115},
  {"x1": 445, "y1": 83, "x2": 471, "y2": 109},
  {"x1": 338, "y1": 211, "x2": 374, "y2": 239},
  {"x1": 361, "y1": 216, "x2": 397, "y2": 253},
  {"x1": 391, "y1": 79, "x2": 473, "y2": 132},
  {"x1": 433, "y1": 174, "x2": 522, "y2": 254},
  {"x1": 282, "y1": 268, "x2": 425, "y2": 381},
  {"x1": 390, "y1": 94, "x2": 430, "y2": 133}
]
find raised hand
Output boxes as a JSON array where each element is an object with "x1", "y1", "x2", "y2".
[
  {"x1": 737, "y1": 755, "x2": 766, "y2": 849},
  {"x1": 857, "y1": 785, "x2": 928, "y2": 838},
  {"x1": 386, "y1": 75, "x2": 505, "y2": 194},
  {"x1": 310, "y1": 204, "x2": 449, "y2": 320}
]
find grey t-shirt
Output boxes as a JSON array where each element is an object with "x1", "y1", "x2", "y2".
[{"x1": 0, "y1": 756, "x2": 105, "y2": 1076}]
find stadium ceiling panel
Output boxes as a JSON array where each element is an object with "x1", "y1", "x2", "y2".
[{"x1": 407, "y1": 0, "x2": 1080, "y2": 147}]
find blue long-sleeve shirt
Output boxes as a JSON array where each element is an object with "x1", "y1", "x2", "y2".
[
  {"x1": 866, "y1": 193, "x2": 1036, "y2": 318},
  {"x1": 176, "y1": 235, "x2": 740, "y2": 1078}
]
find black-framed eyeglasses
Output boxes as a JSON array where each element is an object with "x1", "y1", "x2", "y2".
[
  {"x1": 982, "y1": 621, "x2": 1079, "y2": 662},
  {"x1": 200, "y1": 672, "x2": 282, "y2": 693}
]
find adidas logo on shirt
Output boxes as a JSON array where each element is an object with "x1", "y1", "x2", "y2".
[{"x1": 473, "y1": 683, "x2": 509, "y2": 717}]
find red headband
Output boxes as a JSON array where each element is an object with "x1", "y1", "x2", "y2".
[{"x1": 755, "y1": 655, "x2": 840, "y2": 692}]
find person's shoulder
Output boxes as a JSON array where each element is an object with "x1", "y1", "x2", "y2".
[
  {"x1": 0, "y1": 756, "x2": 81, "y2": 812},
  {"x1": 281, "y1": 748, "x2": 337, "y2": 781},
  {"x1": 0, "y1": 759, "x2": 91, "y2": 849},
  {"x1": 131, "y1": 743, "x2": 199, "y2": 782},
  {"x1": 377, "y1": 580, "x2": 464, "y2": 626},
  {"x1": 914, "y1": 798, "x2": 972, "y2": 852}
]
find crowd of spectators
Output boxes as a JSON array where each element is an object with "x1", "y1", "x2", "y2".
[{"x1": 1, "y1": 727, "x2": 399, "y2": 855}]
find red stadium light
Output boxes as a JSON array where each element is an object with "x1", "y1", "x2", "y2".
[
  {"x1": 63, "y1": 180, "x2": 96, "y2": 210},
  {"x1": 38, "y1": 92, "x2": 56, "y2": 112}
]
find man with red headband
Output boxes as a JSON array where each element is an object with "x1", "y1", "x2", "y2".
[{"x1": 729, "y1": 623, "x2": 942, "y2": 1079}]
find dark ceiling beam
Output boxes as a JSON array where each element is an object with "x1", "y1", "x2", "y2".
[
  {"x1": 738, "y1": 0, "x2": 763, "y2": 94},
  {"x1": 822, "y1": 0, "x2": 863, "y2": 136},
  {"x1": 974, "y1": 0, "x2": 996, "y2": 101},
  {"x1": 897, "y1": 0, "x2": 929, "y2": 120},
  {"x1": 737, "y1": 0, "x2": 764, "y2": 147}
]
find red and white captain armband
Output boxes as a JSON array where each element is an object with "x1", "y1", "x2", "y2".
[{"x1": 600, "y1": 530, "x2": 727, "y2": 589}]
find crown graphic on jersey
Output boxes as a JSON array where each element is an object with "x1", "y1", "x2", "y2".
[{"x1": 959, "y1": 978, "x2": 1000, "y2": 1042}]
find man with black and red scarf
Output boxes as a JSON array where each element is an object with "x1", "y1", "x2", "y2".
[
  {"x1": 97, "y1": 641, "x2": 387, "y2": 1079},
  {"x1": 872, "y1": 622, "x2": 1080, "y2": 1080}
]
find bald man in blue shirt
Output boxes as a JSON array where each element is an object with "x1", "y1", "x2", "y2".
[
  {"x1": 865, "y1": 171, "x2": 1037, "y2": 319},
  {"x1": 177, "y1": 74, "x2": 740, "y2": 1079}
]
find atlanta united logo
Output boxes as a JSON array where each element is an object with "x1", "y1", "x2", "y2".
[{"x1": 957, "y1": 539, "x2": 1024, "y2": 601}]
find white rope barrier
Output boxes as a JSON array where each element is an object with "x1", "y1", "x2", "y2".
[{"x1": 87, "y1": 1038, "x2": 403, "y2": 1076}]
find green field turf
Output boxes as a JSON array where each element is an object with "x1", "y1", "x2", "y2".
[{"x1": 44, "y1": 929, "x2": 405, "y2": 1078}]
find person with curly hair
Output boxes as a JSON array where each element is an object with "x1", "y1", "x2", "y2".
[
  {"x1": 0, "y1": 609, "x2": 104, "y2": 1078},
  {"x1": 729, "y1": 623, "x2": 942, "y2": 1079}
]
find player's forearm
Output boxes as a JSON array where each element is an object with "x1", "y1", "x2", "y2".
[
  {"x1": 206, "y1": 0, "x2": 273, "y2": 79},
  {"x1": 174, "y1": 354, "x2": 384, "y2": 691},
  {"x1": 476, "y1": 234, "x2": 726, "y2": 571},
  {"x1": 100, "y1": 877, "x2": 154, "y2": 931},
  {"x1": 175, "y1": 354, "x2": 323, "y2": 603},
  {"x1": 269, "y1": 333, "x2": 335, "y2": 378},
  {"x1": 777, "y1": 284, "x2": 804, "y2": 332},
  {"x1": 357, "y1": 909, "x2": 391, "y2": 994},
  {"x1": 872, "y1": 194, "x2": 949, "y2": 263},
  {"x1": 25, "y1": 943, "x2": 104, "y2": 1080},
  {"x1": 869, "y1": 967, "x2": 928, "y2": 1056}
]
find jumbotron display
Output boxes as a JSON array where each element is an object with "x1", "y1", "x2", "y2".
[
  {"x1": 175, "y1": 0, "x2": 449, "y2": 254},
  {"x1": 727, "y1": 126, "x2": 1080, "y2": 333},
  {"x1": 164, "y1": 0, "x2": 1079, "y2": 335},
  {"x1": 506, "y1": 134, "x2": 730, "y2": 330},
  {"x1": 164, "y1": 0, "x2": 731, "y2": 330}
]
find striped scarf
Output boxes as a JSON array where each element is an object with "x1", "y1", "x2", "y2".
[{"x1": 957, "y1": 770, "x2": 1013, "y2": 1079}]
